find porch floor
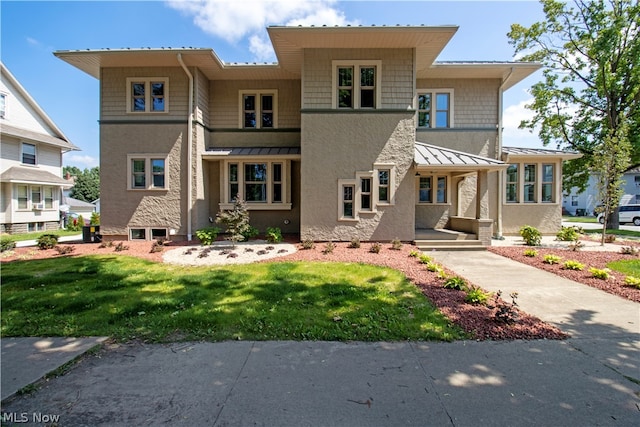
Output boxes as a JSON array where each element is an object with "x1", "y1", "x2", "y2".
[{"x1": 414, "y1": 228, "x2": 486, "y2": 251}]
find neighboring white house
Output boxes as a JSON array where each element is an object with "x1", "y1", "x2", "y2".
[
  {"x1": 0, "y1": 62, "x2": 79, "y2": 233},
  {"x1": 563, "y1": 167, "x2": 640, "y2": 216}
]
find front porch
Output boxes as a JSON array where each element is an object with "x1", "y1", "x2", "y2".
[{"x1": 414, "y1": 218, "x2": 490, "y2": 251}]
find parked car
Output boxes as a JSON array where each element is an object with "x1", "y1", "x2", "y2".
[{"x1": 597, "y1": 204, "x2": 640, "y2": 226}]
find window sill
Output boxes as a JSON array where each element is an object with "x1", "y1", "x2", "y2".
[
  {"x1": 417, "y1": 203, "x2": 451, "y2": 206},
  {"x1": 128, "y1": 188, "x2": 168, "y2": 191},
  {"x1": 219, "y1": 203, "x2": 292, "y2": 211},
  {"x1": 338, "y1": 217, "x2": 359, "y2": 222}
]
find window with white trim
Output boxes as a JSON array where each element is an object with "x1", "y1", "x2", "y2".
[
  {"x1": 506, "y1": 161, "x2": 560, "y2": 205},
  {"x1": 378, "y1": 169, "x2": 390, "y2": 203},
  {"x1": 44, "y1": 187, "x2": 54, "y2": 209},
  {"x1": 130, "y1": 228, "x2": 168, "y2": 241},
  {"x1": 417, "y1": 175, "x2": 448, "y2": 204},
  {"x1": 31, "y1": 186, "x2": 41, "y2": 205},
  {"x1": 506, "y1": 164, "x2": 518, "y2": 203},
  {"x1": 239, "y1": 90, "x2": 277, "y2": 129},
  {"x1": 360, "y1": 177, "x2": 372, "y2": 211},
  {"x1": 333, "y1": 61, "x2": 382, "y2": 109},
  {"x1": 126, "y1": 78, "x2": 168, "y2": 113},
  {"x1": 524, "y1": 164, "x2": 536, "y2": 203},
  {"x1": 571, "y1": 196, "x2": 578, "y2": 206},
  {"x1": 17, "y1": 185, "x2": 28, "y2": 209},
  {"x1": 22, "y1": 143, "x2": 36, "y2": 165},
  {"x1": 341, "y1": 182, "x2": 355, "y2": 219},
  {"x1": 542, "y1": 164, "x2": 554, "y2": 203},
  {"x1": 417, "y1": 89, "x2": 454, "y2": 128},
  {"x1": 128, "y1": 155, "x2": 167, "y2": 190},
  {"x1": 222, "y1": 160, "x2": 291, "y2": 209}
]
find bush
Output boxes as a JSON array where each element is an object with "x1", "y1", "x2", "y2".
[
  {"x1": 491, "y1": 291, "x2": 520, "y2": 324},
  {"x1": 390, "y1": 238, "x2": 403, "y2": 250},
  {"x1": 562, "y1": 260, "x2": 585, "y2": 271},
  {"x1": 0, "y1": 237, "x2": 16, "y2": 252},
  {"x1": 443, "y1": 276, "x2": 467, "y2": 291},
  {"x1": 523, "y1": 249, "x2": 538, "y2": 257},
  {"x1": 265, "y1": 227, "x2": 283, "y2": 243},
  {"x1": 369, "y1": 242, "x2": 382, "y2": 254},
  {"x1": 464, "y1": 286, "x2": 491, "y2": 305},
  {"x1": 556, "y1": 226, "x2": 581, "y2": 242},
  {"x1": 620, "y1": 246, "x2": 639, "y2": 256},
  {"x1": 150, "y1": 241, "x2": 164, "y2": 253},
  {"x1": 520, "y1": 225, "x2": 541, "y2": 246},
  {"x1": 568, "y1": 240, "x2": 584, "y2": 251},
  {"x1": 425, "y1": 261, "x2": 442, "y2": 273},
  {"x1": 408, "y1": 249, "x2": 420, "y2": 258},
  {"x1": 322, "y1": 241, "x2": 335, "y2": 254},
  {"x1": 543, "y1": 254, "x2": 562, "y2": 265},
  {"x1": 418, "y1": 254, "x2": 432, "y2": 264},
  {"x1": 348, "y1": 237, "x2": 361, "y2": 249},
  {"x1": 195, "y1": 227, "x2": 220, "y2": 246},
  {"x1": 36, "y1": 234, "x2": 59, "y2": 250},
  {"x1": 623, "y1": 276, "x2": 640, "y2": 289},
  {"x1": 54, "y1": 245, "x2": 75, "y2": 255},
  {"x1": 114, "y1": 242, "x2": 129, "y2": 252},
  {"x1": 300, "y1": 239, "x2": 315, "y2": 250},
  {"x1": 589, "y1": 267, "x2": 610, "y2": 280},
  {"x1": 241, "y1": 225, "x2": 260, "y2": 241},
  {"x1": 89, "y1": 212, "x2": 100, "y2": 226}
]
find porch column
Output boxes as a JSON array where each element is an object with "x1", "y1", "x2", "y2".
[{"x1": 475, "y1": 170, "x2": 489, "y2": 219}]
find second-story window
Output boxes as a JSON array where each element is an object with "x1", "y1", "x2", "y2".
[
  {"x1": 417, "y1": 89, "x2": 454, "y2": 128},
  {"x1": 127, "y1": 78, "x2": 168, "y2": 113},
  {"x1": 333, "y1": 61, "x2": 381, "y2": 109},
  {"x1": 22, "y1": 143, "x2": 36, "y2": 165},
  {"x1": 240, "y1": 90, "x2": 277, "y2": 129}
]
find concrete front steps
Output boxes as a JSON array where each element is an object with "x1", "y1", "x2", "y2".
[{"x1": 414, "y1": 228, "x2": 486, "y2": 251}]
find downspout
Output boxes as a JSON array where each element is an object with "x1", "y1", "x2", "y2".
[
  {"x1": 496, "y1": 67, "x2": 514, "y2": 239},
  {"x1": 178, "y1": 54, "x2": 194, "y2": 241}
]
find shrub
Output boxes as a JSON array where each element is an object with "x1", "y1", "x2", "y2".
[
  {"x1": 265, "y1": 227, "x2": 283, "y2": 243},
  {"x1": 604, "y1": 234, "x2": 616, "y2": 243},
  {"x1": 195, "y1": 227, "x2": 220, "y2": 246},
  {"x1": 425, "y1": 261, "x2": 442, "y2": 273},
  {"x1": 348, "y1": 237, "x2": 361, "y2": 249},
  {"x1": 0, "y1": 237, "x2": 16, "y2": 252},
  {"x1": 556, "y1": 226, "x2": 581, "y2": 242},
  {"x1": 443, "y1": 276, "x2": 467, "y2": 291},
  {"x1": 216, "y1": 196, "x2": 251, "y2": 247},
  {"x1": 89, "y1": 212, "x2": 100, "y2": 226},
  {"x1": 418, "y1": 254, "x2": 432, "y2": 264},
  {"x1": 623, "y1": 276, "x2": 640, "y2": 289},
  {"x1": 322, "y1": 242, "x2": 335, "y2": 254},
  {"x1": 568, "y1": 240, "x2": 584, "y2": 251},
  {"x1": 408, "y1": 249, "x2": 420, "y2": 258},
  {"x1": 241, "y1": 225, "x2": 260, "y2": 241},
  {"x1": 369, "y1": 242, "x2": 382, "y2": 254},
  {"x1": 491, "y1": 291, "x2": 520, "y2": 324},
  {"x1": 66, "y1": 216, "x2": 82, "y2": 232},
  {"x1": 523, "y1": 249, "x2": 538, "y2": 257},
  {"x1": 464, "y1": 286, "x2": 491, "y2": 305},
  {"x1": 589, "y1": 267, "x2": 610, "y2": 280},
  {"x1": 150, "y1": 241, "x2": 164, "y2": 253},
  {"x1": 301, "y1": 239, "x2": 315, "y2": 250},
  {"x1": 114, "y1": 242, "x2": 129, "y2": 252},
  {"x1": 562, "y1": 260, "x2": 585, "y2": 271},
  {"x1": 54, "y1": 245, "x2": 75, "y2": 255},
  {"x1": 543, "y1": 254, "x2": 562, "y2": 265},
  {"x1": 36, "y1": 234, "x2": 59, "y2": 250},
  {"x1": 390, "y1": 238, "x2": 403, "y2": 250},
  {"x1": 519, "y1": 225, "x2": 541, "y2": 246},
  {"x1": 620, "y1": 246, "x2": 640, "y2": 256}
]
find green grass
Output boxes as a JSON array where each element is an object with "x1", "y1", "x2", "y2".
[
  {"x1": 606, "y1": 259, "x2": 640, "y2": 276},
  {"x1": 1, "y1": 230, "x2": 81, "y2": 242},
  {"x1": 581, "y1": 228, "x2": 640, "y2": 239},
  {"x1": 562, "y1": 216, "x2": 597, "y2": 223},
  {"x1": 1, "y1": 255, "x2": 465, "y2": 342}
]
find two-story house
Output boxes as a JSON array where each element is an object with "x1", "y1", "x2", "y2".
[
  {"x1": 0, "y1": 62, "x2": 79, "y2": 234},
  {"x1": 54, "y1": 25, "x2": 578, "y2": 245}
]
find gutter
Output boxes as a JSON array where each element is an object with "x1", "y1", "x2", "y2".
[
  {"x1": 495, "y1": 67, "x2": 514, "y2": 240},
  {"x1": 177, "y1": 54, "x2": 194, "y2": 241}
]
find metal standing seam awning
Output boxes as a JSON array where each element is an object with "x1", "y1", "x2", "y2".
[
  {"x1": 202, "y1": 147, "x2": 301, "y2": 160},
  {"x1": 414, "y1": 142, "x2": 506, "y2": 173}
]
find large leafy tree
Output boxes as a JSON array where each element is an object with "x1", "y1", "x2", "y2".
[
  {"x1": 64, "y1": 166, "x2": 100, "y2": 203},
  {"x1": 508, "y1": 0, "x2": 640, "y2": 228}
]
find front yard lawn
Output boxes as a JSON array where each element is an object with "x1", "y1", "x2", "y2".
[{"x1": 0, "y1": 255, "x2": 466, "y2": 342}]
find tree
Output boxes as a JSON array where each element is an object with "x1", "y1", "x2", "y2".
[
  {"x1": 215, "y1": 195, "x2": 251, "y2": 248},
  {"x1": 64, "y1": 166, "x2": 100, "y2": 203},
  {"x1": 508, "y1": 0, "x2": 640, "y2": 228}
]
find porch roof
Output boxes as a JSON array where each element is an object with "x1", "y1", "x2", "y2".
[
  {"x1": 414, "y1": 142, "x2": 506, "y2": 171},
  {"x1": 501, "y1": 146, "x2": 582, "y2": 161},
  {"x1": 202, "y1": 147, "x2": 301, "y2": 159},
  {"x1": 0, "y1": 166, "x2": 73, "y2": 187}
]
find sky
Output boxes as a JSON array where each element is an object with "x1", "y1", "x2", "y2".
[{"x1": 1, "y1": 0, "x2": 546, "y2": 169}]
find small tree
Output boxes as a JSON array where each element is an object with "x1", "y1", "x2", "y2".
[{"x1": 215, "y1": 195, "x2": 251, "y2": 248}]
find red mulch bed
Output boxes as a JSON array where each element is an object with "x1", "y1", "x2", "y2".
[{"x1": 2, "y1": 239, "x2": 574, "y2": 341}]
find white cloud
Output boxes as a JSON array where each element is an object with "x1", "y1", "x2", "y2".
[
  {"x1": 502, "y1": 99, "x2": 542, "y2": 148},
  {"x1": 64, "y1": 154, "x2": 99, "y2": 169},
  {"x1": 167, "y1": 0, "x2": 357, "y2": 61}
]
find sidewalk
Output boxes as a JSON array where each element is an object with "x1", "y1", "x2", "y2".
[
  {"x1": 14, "y1": 234, "x2": 82, "y2": 248},
  {"x1": 1, "y1": 245, "x2": 638, "y2": 425}
]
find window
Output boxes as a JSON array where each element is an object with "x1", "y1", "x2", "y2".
[
  {"x1": 239, "y1": 90, "x2": 277, "y2": 129},
  {"x1": 416, "y1": 89, "x2": 454, "y2": 128},
  {"x1": 524, "y1": 164, "x2": 536, "y2": 203},
  {"x1": 506, "y1": 164, "x2": 518, "y2": 203},
  {"x1": 130, "y1": 228, "x2": 168, "y2": 241},
  {"x1": 17, "y1": 185, "x2": 28, "y2": 209},
  {"x1": 31, "y1": 186, "x2": 42, "y2": 206},
  {"x1": 634, "y1": 176, "x2": 640, "y2": 186},
  {"x1": 418, "y1": 175, "x2": 448, "y2": 204},
  {"x1": 571, "y1": 196, "x2": 579, "y2": 207},
  {"x1": 333, "y1": 61, "x2": 381, "y2": 109},
  {"x1": 44, "y1": 187, "x2": 54, "y2": 209},
  {"x1": 342, "y1": 184, "x2": 355, "y2": 219},
  {"x1": 223, "y1": 160, "x2": 291, "y2": 209},
  {"x1": 130, "y1": 229, "x2": 146, "y2": 240},
  {"x1": 360, "y1": 178, "x2": 372, "y2": 211},
  {"x1": 128, "y1": 155, "x2": 168, "y2": 190},
  {"x1": 378, "y1": 169, "x2": 390, "y2": 203},
  {"x1": 126, "y1": 78, "x2": 168, "y2": 113},
  {"x1": 0, "y1": 93, "x2": 6, "y2": 119},
  {"x1": 22, "y1": 143, "x2": 36, "y2": 165},
  {"x1": 542, "y1": 164, "x2": 554, "y2": 203}
]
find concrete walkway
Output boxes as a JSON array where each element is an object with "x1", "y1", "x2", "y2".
[{"x1": 1, "y1": 251, "x2": 638, "y2": 425}]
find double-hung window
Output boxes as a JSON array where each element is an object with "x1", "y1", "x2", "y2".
[
  {"x1": 506, "y1": 164, "x2": 518, "y2": 203},
  {"x1": 342, "y1": 184, "x2": 355, "y2": 219},
  {"x1": 244, "y1": 163, "x2": 268, "y2": 202},
  {"x1": 240, "y1": 90, "x2": 277, "y2": 129},
  {"x1": 333, "y1": 61, "x2": 382, "y2": 109},
  {"x1": 126, "y1": 78, "x2": 168, "y2": 113},
  {"x1": 524, "y1": 164, "x2": 536, "y2": 203},
  {"x1": 223, "y1": 160, "x2": 290, "y2": 209},
  {"x1": 128, "y1": 155, "x2": 167, "y2": 190},
  {"x1": 418, "y1": 175, "x2": 448, "y2": 204},
  {"x1": 417, "y1": 89, "x2": 454, "y2": 128},
  {"x1": 542, "y1": 164, "x2": 554, "y2": 203},
  {"x1": 44, "y1": 187, "x2": 54, "y2": 209},
  {"x1": 22, "y1": 143, "x2": 36, "y2": 165},
  {"x1": 378, "y1": 169, "x2": 390, "y2": 203},
  {"x1": 17, "y1": 185, "x2": 28, "y2": 209}
]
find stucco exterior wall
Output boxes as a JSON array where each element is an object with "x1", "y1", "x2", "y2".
[
  {"x1": 502, "y1": 204, "x2": 563, "y2": 235},
  {"x1": 302, "y1": 48, "x2": 414, "y2": 109},
  {"x1": 300, "y1": 112, "x2": 415, "y2": 241},
  {"x1": 99, "y1": 123, "x2": 186, "y2": 238},
  {"x1": 207, "y1": 131, "x2": 300, "y2": 149}
]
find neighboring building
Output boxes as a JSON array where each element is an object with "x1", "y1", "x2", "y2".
[
  {"x1": 55, "y1": 25, "x2": 578, "y2": 244},
  {"x1": 563, "y1": 168, "x2": 640, "y2": 216},
  {"x1": 0, "y1": 62, "x2": 79, "y2": 234}
]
